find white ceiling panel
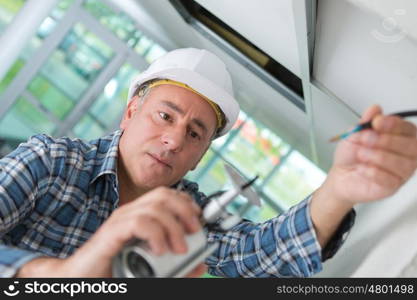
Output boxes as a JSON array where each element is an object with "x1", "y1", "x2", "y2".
[
  {"x1": 348, "y1": 0, "x2": 417, "y2": 42},
  {"x1": 314, "y1": 0, "x2": 417, "y2": 117},
  {"x1": 195, "y1": 0, "x2": 301, "y2": 76}
]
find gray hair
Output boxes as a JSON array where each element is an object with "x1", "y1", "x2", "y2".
[{"x1": 132, "y1": 78, "x2": 162, "y2": 105}]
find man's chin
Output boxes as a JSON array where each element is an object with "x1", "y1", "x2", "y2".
[{"x1": 133, "y1": 176, "x2": 172, "y2": 191}]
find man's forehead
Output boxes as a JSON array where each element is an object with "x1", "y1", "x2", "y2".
[
  {"x1": 149, "y1": 85, "x2": 215, "y2": 114},
  {"x1": 149, "y1": 84, "x2": 204, "y2": 101}
]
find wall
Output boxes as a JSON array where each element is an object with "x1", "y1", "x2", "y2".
[{"x1": 313, "y1": 0, "x2": 417, "y2": 276}]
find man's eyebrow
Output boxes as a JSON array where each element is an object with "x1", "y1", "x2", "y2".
[
  {"x1": 161, "y1": 100, "x2": 184, "y2": 115},
  {"x1": 192, "y1": 118, "x2": 208, "y2": 134},
  {"x1": 161, "y1": 100, "x2": 208, "y2": 133}
]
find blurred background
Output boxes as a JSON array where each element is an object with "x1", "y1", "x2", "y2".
[{"x1": 1, "y1": 0, "x2": 416, "y2": 277}]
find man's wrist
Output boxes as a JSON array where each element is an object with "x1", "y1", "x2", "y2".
[
  {"x1": 310, "y1": 176, "x2": 354, "y2": 248},
  {"x1": 314, "y1": 175, "x2": 354, "y2": 215},
  {"x1": 16, "y1": 257, "x2": 66, "y2": 278}
]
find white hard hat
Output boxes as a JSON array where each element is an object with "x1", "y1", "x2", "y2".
[{"x1": 127, "y1": 48, "x2": 240, "y2": 136}]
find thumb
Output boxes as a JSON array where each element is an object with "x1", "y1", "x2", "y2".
[{"x1": 360, "y1": 104, "x2": 383, "y2": 123}]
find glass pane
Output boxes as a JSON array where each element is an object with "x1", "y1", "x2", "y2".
[
  {"x1": 227, "y1": 196, "x2": 281, "y2": 223},
  {"x1": 51, "y1": 0, "x2": 73, "y2": 20},
  {"x1": 258, "y1": 200, "x2": 280, "y2": 221},
  {"x1": 0, "y1": 96, "x2": 55, "y2": 141},
  {"x1": 135, "y1": 36, "x2": 152, "y2": 56},
  {"x1": 187, "y1": 150, "x2": 228, "y2": 195},
  {"x1": 220, "y1": 116, "x2": 291, "y2": 182},
  {"x1": 83, "y1": 0, "x2": 166, "y2": 60},
  {"x1": 83, "y1": 0, "x2": 141, "y2": 45},
  {"x1": 89, "y1": 63, "x2": 141, "y2": 126},
  {"x1": 27, "y1": 0, "x2": 74, "y2": 52},
  {"x1": 0, "y1": 0, "x2": 73, "y2": 96},
  {"x1": 185, "y1": 148, "x2": 216, "y2": 182},
  {"x1": 0, "y1": 0, "x2": 26, "y2": 33},
  {"x1": 73, "y1": 114, "x2": 105, "y2": 141},
  {"x1": 24, "y1": 22, "x2": 115, "y2": 120},
  {"x1": 0, "y1": 58, "x2": 25, "y2": 95},
  {"x1": 54, "y1": 22, "x2": 114, "y2": 89},
  {"x1": 144, "y1": 44, "x2": 167, "y2": 63},
  {"x1": 27, "y1": 75, "x2": 74, "y2": 120},
  {"x1": 264, "y1": 151, "x2": 326, "y2": 209}
]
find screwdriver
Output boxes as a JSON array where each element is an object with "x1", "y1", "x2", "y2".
[{"x1": 329, "y1": 110, "x2": 417, "y2": 142}]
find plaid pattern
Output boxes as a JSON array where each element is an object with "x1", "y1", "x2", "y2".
[{"x1": 0, "y1": 131, "x2": 355, "y2": 277}]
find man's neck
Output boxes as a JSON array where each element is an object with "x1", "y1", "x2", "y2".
[
  {"x1": 117, "y1": 160, "x2": 148, "y2": 206},
  {"x1": 118, "y1": 182, "x2": 147, "y2": 206}
]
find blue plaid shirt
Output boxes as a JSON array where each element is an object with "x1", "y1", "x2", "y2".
[{"x1": 0, "y1": 130, "x2": 355, "y2": 277}]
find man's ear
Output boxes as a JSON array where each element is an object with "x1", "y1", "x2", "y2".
[{"x1": 120, "y1": 96, "x2": 139, "y2": 130}]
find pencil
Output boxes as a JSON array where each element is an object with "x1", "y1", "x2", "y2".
[{"x1": 329, "y1": 110, "x2": 417, "y2": 142}]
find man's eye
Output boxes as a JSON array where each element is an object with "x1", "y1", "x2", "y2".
[
  {"x1": 189, "y1": 131, "x2": 200, "y2": 140},
  {"x1": 159, "y1": 112, "x2": 171, "y2": 121}
]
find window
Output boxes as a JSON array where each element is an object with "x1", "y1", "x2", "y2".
[
  {"x1": 1, "y1": 21, "x2": 116, "y2": 141},
  {"x1": 83, "y1": 0, "x2": 167, "y2": 62},
  {"x1": 0, "y1": 0, "x2": 74, "y2": 96},
  {"x1": 0, "y1": 0, "x2": 26, "y2": 34},
  {"x1": 74, "y1": 63, "x2": 142, "y2": 140},
  {"x1": 0, "y1": 0, "x2": 168, "y2": 150},
  {"x1": 218, "y1": 113, "x2": 291, "y2": 182},
  {"x1": 0, "y1": 96, "x2": 56, "y2": 140},
  {"x1": 265, "y1": 151, "x2": 326, "y2": 209}
]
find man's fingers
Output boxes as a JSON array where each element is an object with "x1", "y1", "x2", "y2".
[
  {"x1": 128, "y1": 187, "x2": 202, "y2": 234},
  {"x1": 360, "y1": 132, "x2": 417, "y2": 159},
  {"x1": 360, "y1": 104, "x2": 382, "y2": 123},
  {"x1": 131, "y1": 216, "x2": 169, "y2": 255},
  {"x1": 372, "y1": 115, "x2": 417, "y2": 137},
  {"x1": 357, "y1": 146, "x2": 417, "y2": 181},
  {"x1": 162, "y1": 193, "x2": 202, "y2": 234},
  {"x1": 357, "y1": 164, "x2": 402, "y2": 190},
  {"x1": 185, "y1": 263, "x2": 207, "y2": 278},
  {"x1": 138, "y1": 208, "x2": 188, "y2": 254}
]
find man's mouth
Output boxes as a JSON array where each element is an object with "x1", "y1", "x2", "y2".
[{"x1": 147, "y1": 153, "x2": 172, "y2": 169}]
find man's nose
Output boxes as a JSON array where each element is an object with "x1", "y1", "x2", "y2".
[{"x1": 161, "y1": 127, "x2": 185, "y2": 152}]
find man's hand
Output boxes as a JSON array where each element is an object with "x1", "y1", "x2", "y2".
[
  {"x1": 17, "y1": 186, "x2": 206, "y2": 277},
  {"x1": 311, "y1": 105, "x2": 417, "y2": 247},
  {"x1": 328, "y1": 104, "x2": 417, "y2": 204}
]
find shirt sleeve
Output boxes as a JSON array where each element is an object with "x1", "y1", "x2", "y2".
[
  {"x1": 0, "y1": 245, "x2": 44, "y2": 277},
  {"x1": 0, "y1": 135, "x2": 52, "y2": 277},
  {"x1": 205, "y1": 195, "x2": 356, "y2": 278}
]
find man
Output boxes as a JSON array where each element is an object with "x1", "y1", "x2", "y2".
[{"x1": 1, "y1": 48, "x2": 416, "y2": 277}]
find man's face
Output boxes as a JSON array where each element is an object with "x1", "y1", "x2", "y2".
[{"x1": 118, "y1": 84, "x2": 217, "y2": 191}]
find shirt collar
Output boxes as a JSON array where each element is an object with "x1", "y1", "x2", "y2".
[{"x1": 90, "y1": 129, "x2": 123, "y2": 185}]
